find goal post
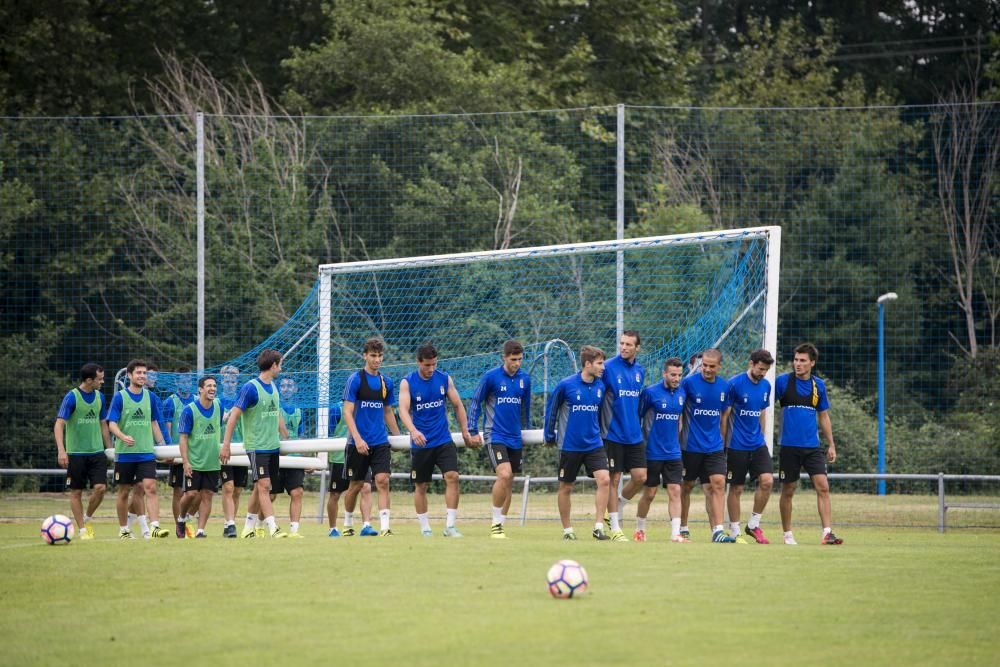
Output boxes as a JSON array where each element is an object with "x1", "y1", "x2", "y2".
[{"x1": 317, "y1": 226, "x2": 781, "y2": 451}]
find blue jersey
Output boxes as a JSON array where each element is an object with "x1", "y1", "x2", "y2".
[
  {"x1": 726, "y1": 373, "x2": 771, "y2": 451},
  {"x1": 468, "y1": 365, "x2": 531, "y2": 449},
  {"x1": 404, "y1": 370, "x2": 452, "y2": 448},
  {"x1": 639, "y1": 382, "x2": 683, "y2": 461},
  {"x1": 107, "y1": 388, "x2": 162, "y2": 462},
  {"x1": 600, "y1": 355, "x2": 645, "y2": 445},
  {"x1": 162, "y1": 393, "x2": 194, "y2": 424},
  {"x1": 680, "y1": 373, "x2": 729, "y2": 454},
  {"x1": 150, "y1": 393, "x2": 171, "y2": 445},
  {"x1": 57, "y1": 389, "x2": 109, "y2": 421},
  {"x1": 544, "y1": 373, "x2": 604, "y2": 453},
  {"x1": 220, "y1": 392, "x2": 239, "y2": 415},
  {"x1": 343, "y1": 370, "x2": 396, "y2": 446},
  {"x1": 775, "y1": 373, "x2": 830, "y2": 448}
]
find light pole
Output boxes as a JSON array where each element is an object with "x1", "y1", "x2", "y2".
[{"x1": 877, "y1": 292, "x2": 898, "y2": 496}]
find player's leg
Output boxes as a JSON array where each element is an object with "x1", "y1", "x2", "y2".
[
  {"x1": 634, "y1": 461, "x2": 660, "y2": 541},
  {"x1": 704, "y1": 475, "x2": 727, "y2": 533},
  {"x1": 593, "y1": 469, "x2": 612, "y2": 540},
  {"x1": 556, "y1": 450, "x2": 580, "y2": 536},
  {"x1": 197, "y1": 488, "x2": 213, "y2": 535},
  {"x1": 326, "y1": 462, "x2": 345, "y2": 536},
  {"x1": 813, "y1": 472, "x2": 842, "y2": 544},
  {"x1": 368, "y1": 444, "x2": 393, "y2": 536},
  {"x1": 439, "y1": 445, "x2": 461, "y2": 536},
  {"x1": 341, "y1": 480, "x2": 365, "y2": 536},
  {"x1": 68, "y1": 489, "x2": 85, "y2": 531},
  {"x1": 490, "y1": 459, "x2": 513, "y2": 537},
  {"x1": 727, "y1": 483, "x2": 744, "y2": 535},
  {"x1": 359, "y1": 476, "x2": 374, "y2": 532},
  {"x1": 86, "y1": 484, "x2": 107, "y2": 523},
  {"x1": 666, "y1": 482, "x2": 685, "y2": 541},
  {"x1": 778, "y1": 446, "x2": 801, "y2": 544},
  {"x1": 253, "y1": 454, "x2": 282, "y2": 536},
  {"x1": 116, "y1": 476, "x2": 133, "y2": 538},
  {"x1": 679, "y1": 450, "x2": 698, "y2": 538},
  {"x1": 79, "y1": 454, "x2": 107, "y2": 538},
  {"x1": 220, "y1": 468, "x2": 237, "y2": 537},
  {"x1": 169, "y1": 463, "x2": 185, "y2": 530},
  {"x1": 128, "y1": 483, "x2": 148, "y2": 536},
  {"x1": 604, "y1": 441, "x2": 622, "y2": 531},
  {"x1": 141, "y1": 462, "x2": 168, "y2": 537},
  {"x1": 288, "y1": 485, "x2": 304, "y2": 536},
  {"x1": 557, "y1": 481, "x2": 574, "y2": 531}
]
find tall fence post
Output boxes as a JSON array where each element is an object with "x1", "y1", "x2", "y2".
[
  {"x1": 938, "y1": 472, "x2": 946, "y2": 533},
  {"x1": 615, "y1": 103, "x2": 625, "y2": 342},
  {"x1": 195, "y1": 111, "x2": 206, "y2": 374},
  {"x1": 520, "y1": 475, "x2": 531, "y2": 526}
]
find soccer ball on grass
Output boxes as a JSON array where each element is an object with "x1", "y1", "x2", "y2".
[
  {"x1": 41, "y1": 514, "x2": 75, "y2": 545},
  {"x1": 546, "y1": 559, "x2": 588, "y2": 599}
]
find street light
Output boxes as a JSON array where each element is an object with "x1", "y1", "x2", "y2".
[{"x1": 877, "y1": 292, "x2": 898, "y2": 496}]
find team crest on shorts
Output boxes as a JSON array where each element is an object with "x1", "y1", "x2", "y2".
[
  {"x1": 411, "y1": 470, "x2": 416, "y2": 479},
  {"x1": 114, "y1": 472, "x2": 120, "y2": 481},
  {"x1": 497, "y1": 452, "x2": 503, "y2": 460},
  {"x1": 258, "y1": 466, "x2": 265, "y2": 475},
  {"x1": 65, "y1": 477, "x2": 71, "y2": 486},
  {"x1": 559, "y1": 469, "x2": 565, "y2": 477}
]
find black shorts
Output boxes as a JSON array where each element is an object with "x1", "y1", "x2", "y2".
[
  {"x1": 247, "y1": 450, "x2": 280, "y2": 483},
  {"x1": 220, "y1": 465, "x2": 248, "y2": 488},
  {"x1": 272, "y1": 468, "x2": 305, "y2": 494},
  {"x1": 558, "y1": 448, "x2": 609, "y2": 483},
  {"x1": 114, "y1": 460, "x2": 157, "y2": 486},
  {"x1": 185, "y1": 470, "x2": 220, "y2": 492},
  {"x1": 486, "y1": 442, "x2": 523, "y2": 474},
  {"x1": 410, "y1": 443, "x2": 459, "y2": 484},
  {"x1": 169, "y1": 463, "x2": 185, "y2": 489},
  {"x1": 345, "y1": 443, "x2": 392, "y2": 481},
  {"x1": 66, "y1": 453, "x2": 108, "y2": 490},
  {"x1": 682, "y1": 449, "x2": 727, "y2": 484},
  {"x1": 328, "y1": 462, "x2": 372, "y2": 492},
  {"x1": 728, "y1": 446, "x2": 773, "y2": 485},
  {"x1": 646, "y1": 459, "x2": 683, "y2": 487},
  {"x1": 604, "y1": 440, "x2": 646, "y2": 474},
  {"x1": 779, "y1": 446, "x2": 827, "y2": 484}
]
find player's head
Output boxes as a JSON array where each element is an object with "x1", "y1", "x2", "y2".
[
  {"x1": 416, "y1": 343, "x2": 438, "y2": 379},
  {"x1": 279, "y1": 375, "x2": 297, "y2": 401},
  {"x1": 257, "y1": 349, "x2": 282, "y2": 375},
  {"x1": 619, "y1": 330, "x2": 640, "y2": 361},
  {"x1": 700, "y1": 348, "x2": 722, "y2": 381},
  {"x1": 145, "y1": 361, "x2": 158, "y2": 388},
  {"x1": 220, "y1": 365, "x2": 239, "y2": 395},
  {"x1": 662, "y1": 357, "x2": 683, "y2": 389},
  {"x1": 580, "y1": 345, "x2": 606, "y2": 379},
  {"x1": 502, "y1": 340, "x2": 524, "y2": 374},
  {"x1": 198, "y1": 375, "x2": 217, "y2": 401},
  {"x1": 747, "y1": 349, "x2": 774, "y2": 381},
  {"x1": 79, "y1": 363, "x2": 104, "y2": 389},
  {"x1": 126, "y1": 359, "x2": 148, "y2": 387},
  {"x1": 362, "y1": 338, "x2": 385, "y2": 372},
  {"x1": 175, "y1": 365, "x2": 194, "y2": 395},
  {"x1": 793, "y1": 343, "x2": 818, "y2": 378}
]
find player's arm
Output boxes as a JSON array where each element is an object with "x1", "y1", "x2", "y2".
[
  {"x1": 383, "y1": 404, "x2": 401, "y2": 436},
  {"x1": 446, "y1": 376, "x2": 474, "y2": 447},
  {"x1": 818, "y1": 410, "x2": 836, "y2": 463},
  {"x1": 720, "y1": 407, "x2": 732, "y2": 446},
  {"x1": 221, "y1": 406, "x2": 243, "y2": 462},
  {"x1": 179, "y1": 433, "x2": 192, "y2": 477},
  {"x1": 543, "y1": 384, "x2": 565, "y2": 445},
  {"x1": 759, "y1": 408, "x2": 768, "y2": 433},
  {"x1": 466, "y1": 375, "x2": 489, "y2": 446},
  {"x1": 397, "y1": 379, "x2": 425, "y2": 446},
  {"x1": 342, "y1": 399, "x2": 370, "y2": 454},
  {"x1": 521, "y1": 376, "x2": 532, "y2": 429},
  {"x1": 54, "y1": 417, "x2": 68, "y2": 468},
  {"x1": 278, "y1": 411, "x2": 289, "y2": 440}
]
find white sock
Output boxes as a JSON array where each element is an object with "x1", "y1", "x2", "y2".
[
  {"x1": 594, "y1": 521, "x2": 604, "y2": 532},
  {"x1": 343, "y1": 511, "x2": 354, "y2": 527},
  {"x1": 680, "y1": 524, "x2": 688, "y2": 534},
  {"x1": 127, "y1": 513, "x2": 137, "y2": 532},
  {"x1": 417, "y1": 513, "x2": 431, "y2": 532},
  {"x1": 500, "y1": 514, "x2": 507, "y2": 525},
  {"x1": 713, "y1": 524, "x2": 724, "y2": 534},
  {"x1": 289, "y1": 521, "x2": 299, "y2": 534},
  {"x1": 823, "y1": 526, "x2": 832, "y2": 535},
  {"x1": 491, "y1": 506, "x2": 503, "y2": 524},
  {"x1": 195, "y1": 529, "x2": 205, "y2": 536},
  {"x1": 636, "y1": 516, "x2": 647, "y2": 531},
  {"x1": 225, "y1": 520, "x2": 235, "y2": 528},
  {"x1": 671, "y1": 517, "x2": 681, "y2": 537},
  {"x1": 563, "y1": 526, "x2": 574, "y2": 534},
  {"x1": 784, "y1": 531, "x2": 795, "y2": 540},
  {"x1": 730, "y1": 521, "x2": 741, "y2": 536},
  {"x1": 265, "y1": 515, "x2": 277, "y2": 533},
  {"x1": 748, "y1": 512, "x2": 762, "y2": 530},
  {"x1": 379, "y1": 509, "x2": 390, "y2": 532},
  {"x1": 120, "y1": 525, "x2": 129, "y2": 533},
  {"x1": 446, "y1": 508, "x2": 457, "y2": 528},
  {"x1": 244, "y1": 513, "x2": 257, "y2": 532},
  {"x1": 609, "y1": 512, "x2": 621, "y2": 532},
  {"x1": 84, "y1": 514, "x2": 92, "y2": 524},
  {"x1": 138, "y1": 516, "x2": 150, "y2": 534}
]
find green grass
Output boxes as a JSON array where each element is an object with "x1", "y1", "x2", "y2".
[{"x1": 1, "y1": 492, "x2": 998, "y2": 666}]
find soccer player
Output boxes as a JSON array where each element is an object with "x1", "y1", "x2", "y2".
[
  {"x1": 544, "y1": 345, "x2": 612, "y2": 541},
  {"x1": 177, "y1": 375, "x2": 223, "y2": 538},
  {"x1": 679, "y1": 348, "x2": 736, "y2": 543},
  {"x1": 635, "y1": 357, "x2": 686, "y2": 542},
  {"x1": 468, "y1": 340, "x2": 531, "y2": 539},
  {"x1": 218, "y1": 364, "x2": 245, "y2": 538},
  {"x1": 107, "y1": 359, "x2": 170, "y2": 539},
  {"x1": 776, "y1": 343, "x2": 842, "y2": 546},
  {"x1": 341, "y1": 338, "x2": 401, "y2": 537},
  {"x1": 126, "y1": 361, "x2": 171, "y2": 538},
  {"x1": 600, "y1": 330, "x2": 646, "y2": 542},
  {"x1": 54, "y1": 363, "x2": 112, "y2": 539},
  {"x1": 221, "y1": 349, "x2": 290, "y2": 539},
  {"x1": 163, "y1": 366, "x2": 195, "y2": 538},
  {"x1": 399, "y1": 343, "x2": 475, "y2": 538},
  {"x1": 325, "y1": 401, "x2": 374, "y2": 538},
  {"x1": 271, "y1": 375, "x2": 307, "y2": 538},
  {"x1": 724, "y1": 349, "x2": 775, "y2": 544}
]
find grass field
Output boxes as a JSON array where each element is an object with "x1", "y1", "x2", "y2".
[{"x1": 1, "y1": 492, "x2": 998, "y2": 666}]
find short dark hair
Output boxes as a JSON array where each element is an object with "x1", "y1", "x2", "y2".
[
  {"x1": 146, "y1": 361, "x2": 159, "y2": 372},
  {"x1": 622, "y1": 330, "x2": 641, "y2": 346},
  {"x1": 416, "y1": 343, "x2": 438, "y2": 361},
  {"x1": 126, "y1": 359, "x2": 147, "y2": 375},
  {"x1": 664, "y1": 357, "x2": 683, "y2": 370},
  {"x1": 502, "y1": 340, "x2": 524, "y2": 357},
  {"x1": 198, "y1": 375, "x2": 216, "y2": 389},
  {"x1": 580, "y1": 345, "x2": 605, "y2": 365},
  {"x1": 794, "y1": 343, "x2": 819, "y2": 361},
  {"x1": 749, "y1": 349, "x2": 774, "y2": 366},
  {"x1": 702, "y1": 348, "x2": 722, "y2": 362},
  {"x1": 363, "y1": 338, "x2": 385, "y2": 354},
  {"x1": 80, "y1": 363, "x2": 103, "y2": 382},
  {"x1": 175, "y1": 365, "x2": 192, "y2": 373},
  {"x1": 257, "y1": 349, "x2": 282, "y2": 371}
]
